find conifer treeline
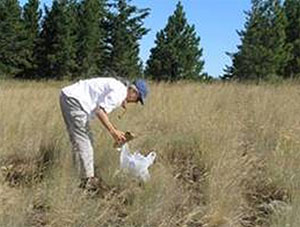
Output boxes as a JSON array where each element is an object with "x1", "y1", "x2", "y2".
[
  {"x1": 0, "y1": 0, "x2": 206, "y2": 81},
  {"x1": 2, "y1": 0, "x2": 300, "y2": 81},
  {"x1": 224, "y1": 0, "x2": 300, "y2": 81},
  {"x1": 0, "y1": 0, "x2": 150, "y2": 80}
]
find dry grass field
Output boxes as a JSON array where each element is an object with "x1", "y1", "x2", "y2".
[{"x1": 0, "y1": 80, "x2": 300, "y2": 227}]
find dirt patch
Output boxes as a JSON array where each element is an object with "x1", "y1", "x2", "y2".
[
  {"x1": 240, "y1": 158, "x2": 290, "y2": 227},
  {"x1": 1, "y1": 157, "x2": 42, "y2": 186},
  {"x1": 166, "y1": 149, "x2": 208, "y2": 226},
  {"x1": 26, "y1": 202, "x2": 49, "y2": 227},
  {"x1": 0, "y1": 143, "x2": 58, "y2": 187},
  {"x1": 94, "y1": 179, "x2": 143, "y2": 226}
]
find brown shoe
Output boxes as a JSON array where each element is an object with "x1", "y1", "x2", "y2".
[
  {"x1": 86, "y1": 177, "x2": 101, "y2": 191},
  {"x1": 80, "y1": 177, "x2": 109, "y2": 196}
]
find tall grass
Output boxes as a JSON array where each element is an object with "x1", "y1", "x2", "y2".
[{"x1": 0, "y1": 80, "x2": 299, "y2": 227}]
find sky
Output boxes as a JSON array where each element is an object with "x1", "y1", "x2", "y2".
[
  {"x1": 131, "y1": 0, "x2": 252, "y2": 77},
  {"x1": 20, "y1": 0, "x2": 252, "y2": 77}
]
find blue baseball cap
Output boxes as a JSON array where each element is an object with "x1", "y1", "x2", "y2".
[{"x1": 133, "y1": 79, "x2": 149, "y2": 105}]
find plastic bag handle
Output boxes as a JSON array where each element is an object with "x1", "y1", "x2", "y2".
[{"x1": 146, "y1": 152, "x2": 156, "y2": 165}]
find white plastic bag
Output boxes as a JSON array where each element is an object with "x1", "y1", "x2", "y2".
[{"x1": 118, "y1": 143, "x2": 156, "y2": 182}]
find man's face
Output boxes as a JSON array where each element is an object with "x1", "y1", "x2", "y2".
[{"x1": 126, "y1": 87, "x2": 139, "y2": 103}]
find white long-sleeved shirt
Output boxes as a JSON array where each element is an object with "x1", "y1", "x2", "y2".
[{"x1": 62, "y1": 77, "x2": 127, "y2": 116}]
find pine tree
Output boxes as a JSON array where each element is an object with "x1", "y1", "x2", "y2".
[
  {"x1": 37, "y1": 0, "x2": 78, "y2": 79},
  {"x1": 0, "y1": 0, "x2": 27, "y2": 77},
  {"x1": 224, "y1": 0, "x2": 290, "y2": 81},
  {"x1": 145, "y1": 1, "x2": 205, "y2": 81},
  {"x1": 103, "y1": 0, "x2": 150, "y2": 79},
  {"x1": 21, "y1": 0, "x2": 41, "y2": 78},
  {"x1": 284, "y1": 0, "x2": 300, "y2": 78},
  {"x1": 76, "y1": 0, "x2": 106, "y2": 78}
]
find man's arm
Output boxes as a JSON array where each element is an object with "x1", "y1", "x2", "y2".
[{"x1": 95, "y1": 107, "x2": 126, "y2": 145}]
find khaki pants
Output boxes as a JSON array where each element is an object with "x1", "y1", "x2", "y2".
[{"x1": 59, "y1": 92, "x2": 94, "y2": 178}]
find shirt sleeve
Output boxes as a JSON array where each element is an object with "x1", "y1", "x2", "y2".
[{"x1": 98, "y1": 91, "x2": 122, "y2": 114}]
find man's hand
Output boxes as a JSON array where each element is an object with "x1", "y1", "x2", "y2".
[{"x1": 111, "y1": 129, "x2": 126, "y2": 146}]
